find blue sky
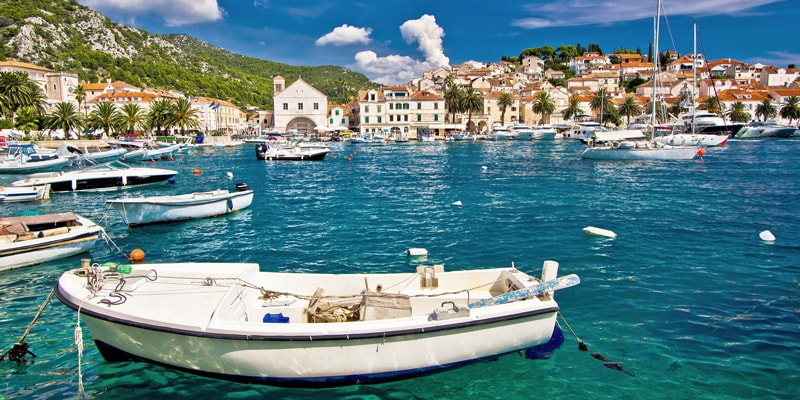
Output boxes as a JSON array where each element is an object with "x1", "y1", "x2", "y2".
[{"x1": 77, "y1": 0, "x2": 799, "y2": 85}]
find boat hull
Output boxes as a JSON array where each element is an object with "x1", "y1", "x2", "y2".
[
  {"x1": 0, "y1": 185, "x2": 49, "y2": 202},
  {"x1": 654, "y1": 133, "x2": 729, "y2": 147},
  {"x1": 11, "y1": 163, "x2": 177, "y2": 192},
  {"x1": 107, "y1": 190, "x2": 254, "y2": 227},
  {"x1": 56, "y1": 262, "x2": 571, "y2": 387},
  {"x1": 0, "y1": 157, "x2": 70, "y2": 174},
  {"x1": 581, "y1": 145, "x2": 699, "y2": 160}
]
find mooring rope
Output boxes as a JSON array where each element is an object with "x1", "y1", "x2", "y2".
[
  {"x1": 558, "y1": 311, "x2": 635, "y2": 377},
  {"x1": 0, "y1": 288, "x2": 55, "y2": 364},
  {"x1": 100, "y1": 230, "x2": 129, "y2": 260},
  {"x1": 75, "y1": 302, "x2": 85, "y2": 394}
]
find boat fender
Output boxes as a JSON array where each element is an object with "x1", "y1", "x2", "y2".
[{"x1": 406, "y1": 248, "x2": 428, "y2": 256}]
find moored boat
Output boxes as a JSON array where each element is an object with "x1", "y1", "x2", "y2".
[
  {"x1": 106, "y1": 183, "x2": 254, "y2": 227},
  {"x1": 255, "y1": 141, "x2": 330, "y2": 161},
  {"x1": 0, "y1": 212, "x2": 104, "y2": 271},
  {"x1": 10, "y1": 160, "x2": 177, "y2": 192},
  {"x1": 55, "y1": 259, "x2": 578, "y2": 387},
  {"x1": 0, "y1": 184, "x2": 50, "y2": 202}
]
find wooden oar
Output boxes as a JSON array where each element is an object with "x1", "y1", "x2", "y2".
[{"x1": 468, "y1": 274, "x2": 580, "y2": 308}]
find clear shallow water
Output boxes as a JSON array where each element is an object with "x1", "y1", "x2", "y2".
[{"x1": 1, "y1": 139, "x2": 798, "y2": 399}]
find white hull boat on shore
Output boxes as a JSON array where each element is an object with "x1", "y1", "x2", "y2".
[
  {"x1": 56, "y1": 260, "x2": 578, "y2": 387},
  {"x1": 106, "y1": 183, "x2": 254, "y2": 227},
  {"x1": 0, "y1": 212, "x2": 104, "y2": 271}
]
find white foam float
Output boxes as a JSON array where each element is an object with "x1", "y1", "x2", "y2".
[
  {"x1": 583, "y1": 226, "x2": 617, "y2": 239},
  {"x1": 481, "y1": 166, "x2": 488, "y2": 171},
  {"x1": 759, "y1": 230, "x2": 776, "y2": 242},
  {"x1": 452, "y1": 200, "x2": 462, "y2": 206},
  {"x1": 226, "y1": 171, "x2": 234, "y2": 179},
  {"x1": 406, "y1": 248, "x2": 429, "y2": 257}
]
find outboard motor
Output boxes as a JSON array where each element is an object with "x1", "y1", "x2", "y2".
[
  {"x1": 235, "y1": 182, "x2": 250, "y2": 192},
  {"x1": 255, "y1": 142, "x2": 267, "y2": 160}
]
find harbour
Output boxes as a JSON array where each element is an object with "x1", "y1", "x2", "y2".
[{"x1": 1, "y1": 138, "x2": 799, "y2": 399}]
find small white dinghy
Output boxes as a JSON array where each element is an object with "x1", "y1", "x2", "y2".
[
  {"x1": 56, "y1": 260, "x2": 579, "y2": 387},
  {"x1": 106, "y1": 183, "x2": 254, "y2": 227},
  {"x1": 583, "y1": 226, "x2": 617, "y2": 239},
  {"x1": 0, "y1": 184, "x2": 50, "y2": 202}
]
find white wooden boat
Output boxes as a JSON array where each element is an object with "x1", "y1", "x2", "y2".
[
  {"x1": 106, "y1": 184, "x2": 254, "y2": 227},
  {"x1": 0, "y1": 155, "x2": 70, "y2": 174},
  {"x1": 10, "y1": 161, "x2": 177, "y2": 192},
  {"x1": 0, "y1": 184, "x2": 50, "y2": 202},
  {"x1": 56, "y1": 260, "x2": 579, "y2": 387},
  {"x1": 0, "y1": 212, "x2": 104, "y2": 271}
]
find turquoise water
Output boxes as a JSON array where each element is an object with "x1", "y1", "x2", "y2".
[{"x1": 1, "y1": 139, "x2": 798, "y2": 399}]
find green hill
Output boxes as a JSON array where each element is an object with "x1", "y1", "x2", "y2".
[{"x1": 0, "y1": 0, "x2": 375, "y2": 110}]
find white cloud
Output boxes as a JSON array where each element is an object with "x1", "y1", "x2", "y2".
[
  {"x1": 399, "y1": 15, "x2": 449, "y2": 67},
  {"x1": 352, "y1": 15, "x2": 449, "y2": 85},
  {"x1": 353, "y1": 50, "x2": 439, "y2": 85},
  {"x1": 80, "y1": 0, "x2": 223, "y2": 26},
  {"x1": 513, "y1": 0, "x2": 781, "y2": 29},
  {"x1": 316, "y1": 25, "x2": 372, "y2": 47}
]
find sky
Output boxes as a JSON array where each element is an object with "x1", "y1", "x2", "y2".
[{"x1": 77, "y1": 0, "x2": 799, "y2": 85}]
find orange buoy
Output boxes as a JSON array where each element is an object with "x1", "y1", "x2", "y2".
[
  {"x1": 129, "y1": 248, "x2": 145, "y2": 263},
  {"x1": 150, "y1": 159, "x2": 155, "y2": 163},
  {"x1": 192, "y1": 168, "x2": 202, "y2": 175},
  {"x1": 697, "y1": 149, "x2": 705, "y2": 157}
]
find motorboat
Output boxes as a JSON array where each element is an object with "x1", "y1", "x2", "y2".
[
  {"x1": 56, "y1": 143, "x2": 128, "y2": 164},
  {"x1": 0, "y1": 184, "x2": 50, "y2": 202},
  {"x1": 255, "y1": 141, "x2": 330, "y2": 161},
  {"x1": 488, "y1": 125, "x2": 515, "y2": 140},
  {"x1": 531, "y1": 125, "x2": 559, "y2": 140},
  {"x1": 562, "y1": 121, "x2": 604, "y2": 141},
  {"x1": 10, "y1": 160, "x2": 178, "y2": 192},
  {"x1": 510, "y1": 124, "x2": 535, "y2": 140},
  {"x1": 122, "y1": 144, "x2": 180, "y2": 162},
  {"x1": 735, "y1": 122, "x2": 798, "y2": 139},
  {"x1": 55, "y1": 259, "x2": 578, "y2": 387},
  {"x1": 0, "y1": 143, "x2": 71, "y2": 174},
  {"x1": 0, "y1": 212, "x2": 104, "y2": 271},
  {"x1": 106, "y1": 183, "x2": 254, "y2": 227},
  {"x1": 654, "y1": 132, "x2": 729, "y2": 147}
]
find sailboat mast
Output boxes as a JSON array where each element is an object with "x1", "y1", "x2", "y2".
[
  {"x1": 651, "y1": 0, "x2": 661, "y2": 129},
  {"x1": 692, "y1": 22, "x2": 697, "y2": 132}
]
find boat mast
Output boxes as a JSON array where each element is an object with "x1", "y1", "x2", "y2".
[
  {"x1": 651, "y1": 0, "x2": 661, "y2": 132},
  {"x1": 692, "y1": 22, "x2": 697, "y2": 133}
]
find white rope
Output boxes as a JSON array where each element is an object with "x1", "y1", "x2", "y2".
[{"x1": 75, "y1": 301, "x2": 85, "y2": 395}]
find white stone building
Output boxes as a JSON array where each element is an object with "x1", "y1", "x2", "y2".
[{"x1": 272, "y1": 76, "x2": 328, "y2": 134}]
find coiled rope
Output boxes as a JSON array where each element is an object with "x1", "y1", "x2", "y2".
[{"x1": 558, "y1": 311, "x2": 635, "y2": 377}]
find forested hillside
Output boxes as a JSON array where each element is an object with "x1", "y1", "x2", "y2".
[{"x1": 0, "y1": 0, "x2": 375, "y2": 110}]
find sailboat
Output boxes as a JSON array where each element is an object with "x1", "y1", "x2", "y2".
[
  {"x1": 581, "y1": 0, "x2": 699, "y2": 161},
  {"x1": 654, "y1": 22, "x2": 729, "y2": 147}
]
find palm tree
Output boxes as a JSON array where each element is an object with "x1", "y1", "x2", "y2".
[
  {"x1": 74, "y1": 85, "x2": 87, "y2": 116},
  {"x1": 618, "y1": 96, "x2": 642, "y2": 125},
  {"x1": 702, "y1": 96, "x2": 724, "y2": 115},
  {"x1": 562, "y1": 96, "x2": 583, "y2": 121},
  {"x1": 0, "y1": 71, "x2": 35, "y2": 124},
  {"x1": 145, "y1": 99, "x2": 174, "y2": 136},
  {"x1": 589, "y1": 89, "x2": 612, "y2": 125},
  {"x1": 531, "y1": 91, "x2": 556, "y2": 124},
  {"x1": 459, "y1": 87, "x2": 483, "y2": 132},
  {"x1": 755, "y1": 99, "x2": 777, "y2": 121},
  {"x1": 497, "y1": 92, "x2": 514, "y2": 125},
  {"x1": 170, "y1": 97, "x2": 200, "y2": 135},
  {"x1": 726, "y1": 101, "x2": 751, "y2": 123},
  {"x1": 779, "y1": 96, "x2": 800, "y2": 125},
  {"x1": 42, "y1": 102, "x2": 84, "y2": 139},
  {"x1": 88, "y1": 101, "x2": 123, "y2": 140},
  {"x1": 444, "y1": 83, "x2": 463, "y2": 124},
  {"x1": 120, "y1": 103, "x2": 145, "y2": 137},
  {"x1": 14, "y1": 106, "x2": 41, "y2": 136}
]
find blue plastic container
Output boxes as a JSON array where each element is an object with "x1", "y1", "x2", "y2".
[{"x1": 262, "y1": 313, "x2": 289, "y2": 323}]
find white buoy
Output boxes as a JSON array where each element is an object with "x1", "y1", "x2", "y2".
[
  {"x1": 481, "y1": 166, "x2": 488, "y2": 171},
  {"x1": 406, "y1": 248, "x2": 428, "y2": 257},
  {"x1": 583, "y1": 226, "x2": 617, "y2": 239},
  {"x1": 759, "y1": 230, "x2": 776, "y2": 242},
  {"x1": 226, "y1": 171, "x2": 233, "y2": 179},
  {"x1": 452, "y1": 200, "x2": 462, "y2": 206}
]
